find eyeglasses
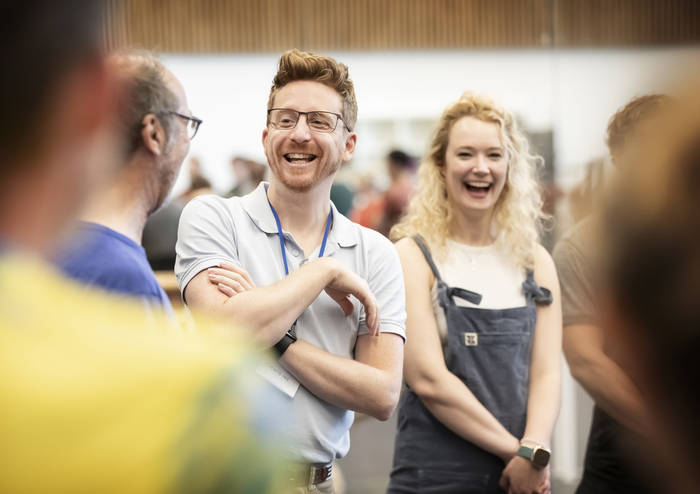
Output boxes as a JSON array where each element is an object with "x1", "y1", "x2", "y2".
[
  {"x1": 170, "y1": 111, "x2": 203, "y2": 140},
  {"x1": 267, "y1": 108, "x2": 348, "y2": 133}
]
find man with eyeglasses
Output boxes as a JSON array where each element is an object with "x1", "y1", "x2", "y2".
[
  {"x1": 175, "y1": 49, "x2": 406, "y2": 494},
  {"x1": 57, "y1": 50, "x2": 202, "y2": 326}
]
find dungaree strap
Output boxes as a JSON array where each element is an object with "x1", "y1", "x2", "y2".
[
  {"x1": 411, "y1": 235, "x2": 442, "y2": 282},
  {"x1": 411, "y1": 236, "x2": 483, "y2": 306},
  {"x1": 523, "y1": 270, "x2": 553, "y2": 306}
]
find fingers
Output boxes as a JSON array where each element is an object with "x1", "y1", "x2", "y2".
[
  {"x1": 499, "y1": 473, "x2": 510, "y2": 491},
  {"x1": 217, "y1": 283, "x2": 236, "y2": 298},
  {"x1": 208, "y1": 267, "x2": 254, "y2": 291},
  {"x1": 220, "y1": 261, "x2": 256, "y2": 287},
  {"x1": 336, "y1": 295, "x2": 355, "y2": 316}
]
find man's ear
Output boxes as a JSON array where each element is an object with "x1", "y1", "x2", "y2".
[
  {"x1": 141, "y1": 114, "x2": 165, "y2": 156},
  {"x1": 342, "y1": 132, "x2": 357, "y2": 163}
]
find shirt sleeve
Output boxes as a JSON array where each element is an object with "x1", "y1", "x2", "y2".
[
  {"x1": 175, "y1": 196, "x2": 240, "y2": 301},
  {"x1": 552, "y1": 229, "x2": 597, "y2": 328},
  {"x1": 358, "y1": 233, "x2": 407, "y2": 342}
]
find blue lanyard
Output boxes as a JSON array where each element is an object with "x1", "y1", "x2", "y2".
[
  {"x1": 266, "y1": 193, "x2": 333, "y2": 276},
  {"x1": 266, "y1": 192, "x2": 332, "y2": 333}
]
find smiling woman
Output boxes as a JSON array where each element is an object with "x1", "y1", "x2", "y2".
[{"x1": 387, "y1": 92, "x2": 562, "y2": 494}]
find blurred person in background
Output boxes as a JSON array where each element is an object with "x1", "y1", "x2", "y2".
[
  {"x1": 600, "y1": 83, "x2": 700, "y2": 494},
  {"x1": 176, "y1": 48, "x2": 406, "y2": 494},
  {"x1": 350, "y1": 150, "x2": 416, "y2": 237},
  {"x1": 55, "y1": 51, "x2": 202, "y2": 327},
  {"x1": 378, "y1": 150, "x2": 416, "y2": 237},
  {"x1": 226, "y1": 156, "x2": 266, "y2": 197},
  {"x1": 553, "y1": 95, "x2": 669, "y2": 494},
  {"x1": 388, "y1": 92, "x2": 561, "y2": 494},
  {"x1": 0, "y1": 1, "x2": 282, "y2": 492},
  {"x1": 179, "y1": 156, "x2": 213, "y2": 201}
]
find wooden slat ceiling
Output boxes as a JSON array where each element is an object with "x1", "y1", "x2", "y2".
[{"x1": 102, "y1": 0, "x2": 700, "y2": 53}]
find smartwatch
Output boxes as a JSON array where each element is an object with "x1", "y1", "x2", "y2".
[
  {"x1": 273, "y1": 330, "x2": 297, "y2": 357},
  {"x1": 516, "y1": 444, "x2": 551, "y2": 469}
]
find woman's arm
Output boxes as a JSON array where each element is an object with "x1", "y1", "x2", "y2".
[
  {"x1": 396, "y1": 237, "x2": 521, "y2": 462},
  {"x1": 500, "y1": 244, "x2": 562, "y2": 494},
  {"x1": 523, "y1": 243, "x2": 563, "y2": 448}
]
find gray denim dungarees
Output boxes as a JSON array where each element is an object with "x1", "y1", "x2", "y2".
[{"x1": 387, "y1": 237, "x2": 553, "y2": 494}]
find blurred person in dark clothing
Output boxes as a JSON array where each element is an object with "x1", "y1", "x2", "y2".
[
  {"x1": 0, "y1": 1, "x2": 282, "y2": 492},
  {"x1": 55, "y1": 51, "x2": 202, "y2": 327},
  {"x1": 552, "y1": 95, "x2": 669, "y2": 494},
  {"x1": 600, "y1": 83, "x2": 700, "y2": 494}
]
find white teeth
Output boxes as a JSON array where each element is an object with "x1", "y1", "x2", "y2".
[
  {"x1": 287, "y1": 153, "x2": 315, "y2": 159},
  {"x1": 466, "y1": 181, "x2": 491, "y2": 187}
]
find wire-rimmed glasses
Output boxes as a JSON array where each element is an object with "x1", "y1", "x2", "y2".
[
  {"x1": 267, "y1": 108, "x2": 347, "y2": 133},
  {"x1": 170, "y1": 111, "x2": 203, "y2": 140}
]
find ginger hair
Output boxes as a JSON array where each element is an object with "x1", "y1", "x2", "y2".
[{"x1": 267, "y1": 49, "x2": 357, "y2": 132}]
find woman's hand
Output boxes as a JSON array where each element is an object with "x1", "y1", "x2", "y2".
[
  {"x1": 207, "y1": 261, "x2": 256, "y2": 297},
  {"x1": 499, "y1": 456, "x2": 549, "y2": 494}
]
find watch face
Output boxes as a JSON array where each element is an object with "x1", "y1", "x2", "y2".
[{"x1": 532, "y1": 448, "x2": 550, "y2": 468}]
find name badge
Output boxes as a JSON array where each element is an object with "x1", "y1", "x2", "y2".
[
  {"x1": 256, "y1": 358, "x2": 301, "y2": 398},
  {"x1": 464, "y1": 333, "x2": 478, "y2": 346}
]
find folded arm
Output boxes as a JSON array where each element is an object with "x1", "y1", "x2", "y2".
[
  {"x1": 185, "y1": 257, "x2": 379, "y2": 347},
  {"x1": 280, "y1": 333, "x2": 404, "y2": 420}
]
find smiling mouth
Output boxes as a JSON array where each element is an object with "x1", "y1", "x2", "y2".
[
  {"x1": 284, "y1": 153, "x2": 318, "y2": 165},
  {"x1": 464, "y1": 181, "x2": 492, "y2": 193}
]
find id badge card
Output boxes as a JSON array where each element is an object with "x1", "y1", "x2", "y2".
[{"x1": 256, "y1": 357, "x2": 301, "y2": 398}]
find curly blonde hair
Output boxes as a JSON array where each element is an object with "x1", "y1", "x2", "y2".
[{"x1": 390, "y1": 92, "x2": 547, "y2": 269}]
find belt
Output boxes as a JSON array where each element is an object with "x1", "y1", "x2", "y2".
[{"x1": 284, "y1": 462, "x2": 332, "y2": 486}]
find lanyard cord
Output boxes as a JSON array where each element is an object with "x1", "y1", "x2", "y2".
[
  {"x1": 266, "y1": 190, "x2": 333, "y2": 332},
  {"x1": 267, "y1": 197, "x2": 333, "y2": 276}
]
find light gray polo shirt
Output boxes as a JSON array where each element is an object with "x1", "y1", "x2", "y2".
[{"x1": 175, "y1": 182, "x2": 407, "y2": 463}]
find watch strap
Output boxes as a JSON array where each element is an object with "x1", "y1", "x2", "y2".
[
  {"x1": 516, "y1": 445, "x2": 534, "y2": 461},
  {"x1": 273, "y1": 331, "x2": 297, "y2": 357}
]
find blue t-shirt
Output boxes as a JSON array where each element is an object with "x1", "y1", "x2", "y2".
[{"x1": 57, "y1": 222, "x2": 176, "y2": 320}]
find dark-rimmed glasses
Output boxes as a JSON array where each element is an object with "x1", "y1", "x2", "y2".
[
  {"x1": 170, "y1": 111, "x2": 203, "y2": 140},
  {"x1": 267, "y1": 108, "x2": 348, "y2": 133}
]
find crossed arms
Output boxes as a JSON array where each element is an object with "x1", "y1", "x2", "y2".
[{"x1": 184, "y1": 256, "x2": 404, "y2": 421}]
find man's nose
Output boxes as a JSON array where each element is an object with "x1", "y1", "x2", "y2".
[{"x1": 290, "y1": 114, "x2": 312, "y2": 142}]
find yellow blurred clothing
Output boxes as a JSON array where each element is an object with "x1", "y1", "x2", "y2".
[{"x1": 0, "y1": 254, "x2": 282, "y2": 494}]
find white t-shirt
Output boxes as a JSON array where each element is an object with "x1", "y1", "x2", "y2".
[{"x1": 430, "y1": 239, "x2": 527, "y2": 345}]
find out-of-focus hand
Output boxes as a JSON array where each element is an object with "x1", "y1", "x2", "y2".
[
  {"x1": 320, "y1": 258, "x2": 381, "y2": 336},
  {"x1": 207, "y1": 261, "x2": 256, "y2": 297},
  {"x1": 499, "y1": 456, "x2": 547, "y2": 494}
]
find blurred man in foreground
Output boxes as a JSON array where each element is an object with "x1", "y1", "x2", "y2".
[
  {"x1": 553, "y1": 95, "x2": 668, "y2": 494},
  {"x1": 601, "y1": 84, "x2": 700, "y2": 494},
  {"x1": 0, "y1": 1, "x2": 280, "y2": 492},
  {"x1": 56, "y1": 51, "x2": 202, "y2": 326}
]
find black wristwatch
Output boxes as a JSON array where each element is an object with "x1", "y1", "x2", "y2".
[
  {"x1": 516, "y1": 444, "x2": 551, "y2": 469},
  {"x1": 273, "y1": 330, "x2": 297, "y2": 357}
]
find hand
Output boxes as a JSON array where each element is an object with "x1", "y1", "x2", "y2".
[
  {"x1": 499, "y1": 456, "x2": 548, "y2": 494},
  {"x1": 207, "y1": 261, "x2": 256, "y2": 297},
  {"x1": 320, "y1": 258, "x2": 381, "y2": 337}
]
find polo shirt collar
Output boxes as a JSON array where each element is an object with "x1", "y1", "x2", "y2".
[{"x1": 240, "y1": 182, "x2": 358, "y2": 249}]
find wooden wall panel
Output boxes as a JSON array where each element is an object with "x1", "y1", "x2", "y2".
[
  {"x1": 554, "y1": 0, "x2": 700, "y2": 47},
  {"x1": 102, "y1": 0, "x2": 700, "y2": 53},
  {"x1": 302, "y1": 0, "x2": 551, "y2": 51}
]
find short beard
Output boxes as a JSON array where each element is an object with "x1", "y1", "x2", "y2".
[{"x1": 272, "y1": 148, "x2": 342, "y2": 192}]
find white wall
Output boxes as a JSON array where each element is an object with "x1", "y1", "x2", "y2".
[{"x1": 164, "y1": 46, "x2": 700, "y2": 195}]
